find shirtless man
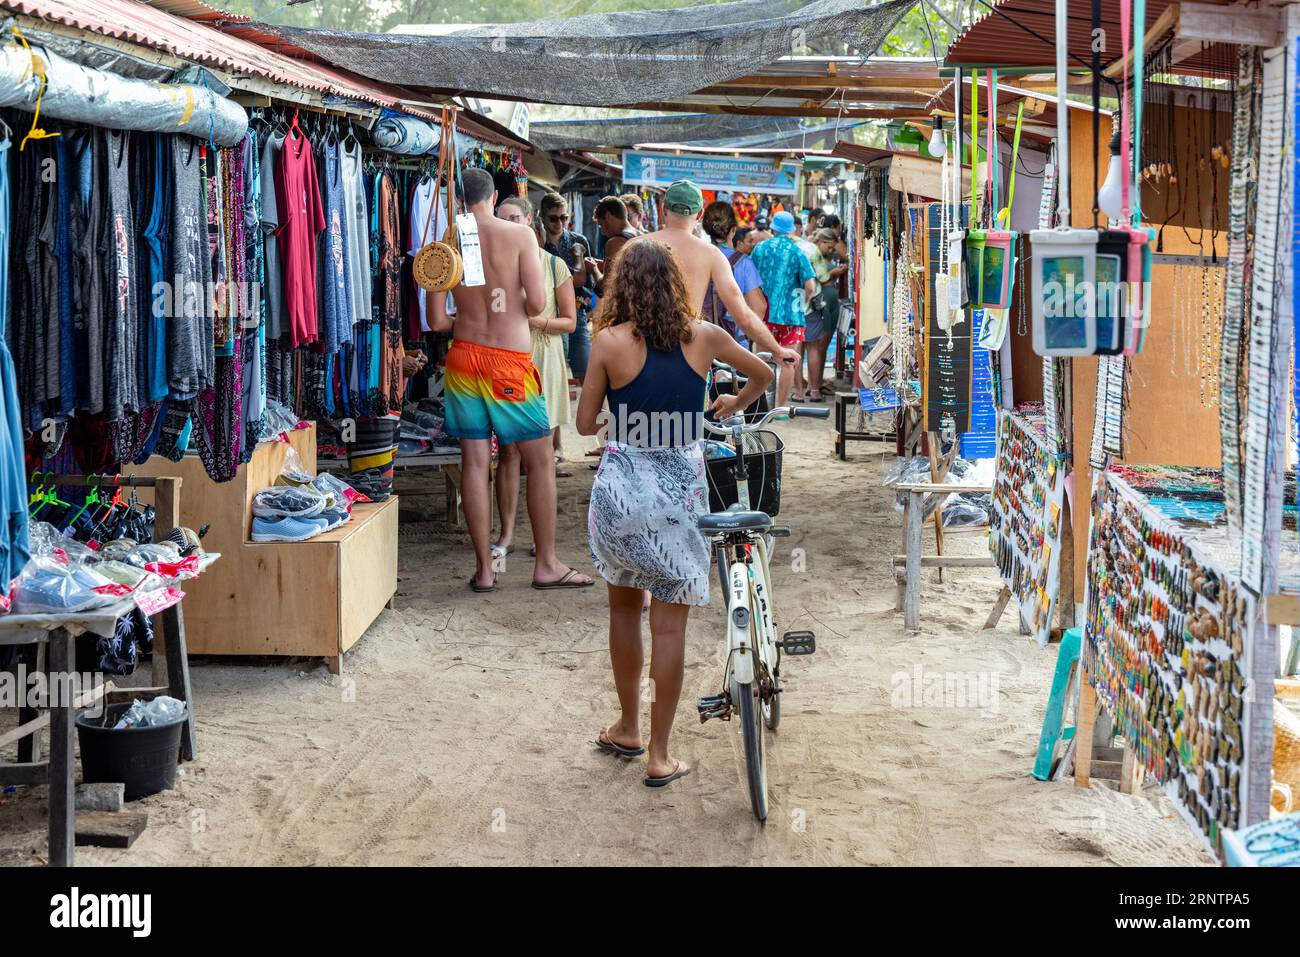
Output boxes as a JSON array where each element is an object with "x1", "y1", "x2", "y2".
[
  {"x1": 587, "y1": 195, "x2": 637, "y2": 294},
  {"x1": 639, "y1": 180, "x2": 798, "y2": 369},
  {"x1": 430, "y1": 168, "x2": 593, "y2": 593}
]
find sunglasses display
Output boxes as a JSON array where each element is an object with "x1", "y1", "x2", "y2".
[{"x1": 988, "y1": 405, "x2": 1065, "y2": 646}]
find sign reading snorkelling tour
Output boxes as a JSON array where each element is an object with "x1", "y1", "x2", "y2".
[{"x1": 621, "y1": 149, "x2": 801, "y2": 195}]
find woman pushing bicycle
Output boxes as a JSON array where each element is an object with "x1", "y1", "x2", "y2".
[{"x1": 577, "y1": 238, "x2": 772, "y2": 788}]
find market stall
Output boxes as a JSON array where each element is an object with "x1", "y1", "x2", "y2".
[
  {"x1": 0, "y1": 0, "x2": 542, "y2": 863},
  {"x1": 940, "y1": 0, "x2": 1299, "y2": 855}
]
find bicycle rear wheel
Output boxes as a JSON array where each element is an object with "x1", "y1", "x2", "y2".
[
  {"x1": 763, "y1": 669, "x2": 781, "y2": 731},
  {"x1": 733, "y1": 678, "x2": 768, "y2": 821}
]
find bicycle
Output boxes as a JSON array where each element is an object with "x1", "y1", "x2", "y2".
[{"x1": 696, "y1": 400, "x2": 829, "y2": 822}]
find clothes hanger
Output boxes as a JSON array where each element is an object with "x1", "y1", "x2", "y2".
[{"x1": 63, "y1": 475, "x2": 102, "y2": 529}]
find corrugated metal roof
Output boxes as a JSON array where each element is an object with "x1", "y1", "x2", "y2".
[
  {"x1": 945, "y1": 0, "x2": 1236, "y2": 76},
  {"x1": 1, "y1": 0, "x2": 444, "y2": 119}
]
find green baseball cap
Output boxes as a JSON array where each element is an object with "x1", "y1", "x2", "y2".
[{"x1": 664, "y1": 180, "x2": 704, "y2": 214}]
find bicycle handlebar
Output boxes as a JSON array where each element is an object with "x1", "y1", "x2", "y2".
[{"x1": 703, "y1": 406, "x2": 828, "y2": 434}]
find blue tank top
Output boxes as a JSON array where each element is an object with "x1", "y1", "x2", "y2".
[{"x1": 607, "y1": 341, "x2": 706, "y2": 448}]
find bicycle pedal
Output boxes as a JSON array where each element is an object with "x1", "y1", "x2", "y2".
[
  {"x1": 770, "y1": 525, "x2": 792, "y2": 538},
  {"x1": 697, "y1": 693, "x2": 731, "y2": 722},
  {"x1": 780, "y1": 630, "x2": 816, "y2": 655}
]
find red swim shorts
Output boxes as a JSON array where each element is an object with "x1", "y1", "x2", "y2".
[{"x1": 765, "y1": 322, "x2": 805, "y2": 346}]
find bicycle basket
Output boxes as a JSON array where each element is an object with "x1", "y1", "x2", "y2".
[{"x1": 706, "y1": 430, "x2": 783, "y2": 516}]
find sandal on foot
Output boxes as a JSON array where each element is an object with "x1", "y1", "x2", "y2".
[
  {"x1": 644, "y1": 760, "x2": 691, "y2": 788},
  {"x1": 532, "y1": 568, "x2": 595, "y2": 589},
  {"x1": 469, "y1": 575, "x2": 497, "y2": 593},
  {"x1": 595, "y1": 728, "x2": 645, "y2": 758}
]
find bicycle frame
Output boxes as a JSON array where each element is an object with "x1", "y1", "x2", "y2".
[{"x1": 723, "y1": 536, "x2": 778, "y2": 687}]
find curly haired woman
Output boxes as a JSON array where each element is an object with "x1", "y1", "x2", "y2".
[{"x1": 577, "y1": 239, "x2": 772, "y2": 788}]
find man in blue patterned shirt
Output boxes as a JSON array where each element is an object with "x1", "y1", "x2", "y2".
[{"x1": 749, "y1": 210, "x2": 816, "y2": 404}]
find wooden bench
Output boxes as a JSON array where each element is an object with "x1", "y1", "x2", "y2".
[{"x1": 892, "y1": 481, "x2": 995, "y2": 631}]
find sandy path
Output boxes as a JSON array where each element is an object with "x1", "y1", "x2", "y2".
[{"x1": 0, "y1": 417, "x2": 1208, "y2": 866}]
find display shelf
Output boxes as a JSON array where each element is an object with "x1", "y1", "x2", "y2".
[{"x1": 137, "y1": 424, "x2": 397, "y2": 673}]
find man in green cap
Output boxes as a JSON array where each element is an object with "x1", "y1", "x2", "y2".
[{"x1": 639, "y1": 180, "x2": 798, "y2": 368}]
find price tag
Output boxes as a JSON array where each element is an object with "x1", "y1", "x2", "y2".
[{"x1": 455, "y1": 213, "x2": 486, "y2": 287}]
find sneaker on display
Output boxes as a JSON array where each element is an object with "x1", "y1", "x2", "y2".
[
  {"x1": 250, "y1": 516, "x2": 323, "y2": 543},
  {"x1": 251, "y1": 486, "x2": 326, "y2": 520}
]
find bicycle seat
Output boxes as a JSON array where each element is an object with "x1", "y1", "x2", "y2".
[{"x1": 697, "y1": 509, "x2": 773, "y2": 533}]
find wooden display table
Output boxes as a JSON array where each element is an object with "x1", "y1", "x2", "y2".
[{"x1": 137, "y1": 425, "x2": 397, "y2": 673}]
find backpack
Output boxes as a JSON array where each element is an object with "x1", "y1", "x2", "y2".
[{"x1": 703, "y1": 248, "x2": 745, "y2": 325}]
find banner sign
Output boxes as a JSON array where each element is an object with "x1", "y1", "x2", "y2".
[{"x1": 621, "y1": 149, "x2": 800, "y2": 195}]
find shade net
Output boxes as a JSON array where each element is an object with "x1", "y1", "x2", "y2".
[
  {"x1": 530, "y1": 114, "x2": 861, "y2": 151},
  {"x1": 268, "y1": 0, "x2": 914, "y2": 108}
]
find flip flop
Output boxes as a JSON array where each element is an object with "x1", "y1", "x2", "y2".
[
  {"x1": 644, "y1": 760, "x2": 691, "y2": 788},
  {"x1": 469, "y1": 575, "x2": 497, "y2": 593},
  {"x1": 532, "y1": 568, "x2": 595, "y2": 589},
  {"x1": 595, "y1": 728, "x2": 645, "y2": 758},
  {"x1": 556, "y1": 468, "x2": 574, "y2": 478},
  {"x1": 490, "y1": 543, "x2": 514, "y2": 560}
]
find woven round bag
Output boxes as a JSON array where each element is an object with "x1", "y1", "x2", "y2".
[{"x1": 413, "y1": 240, "x2": 461, "y2": 292}]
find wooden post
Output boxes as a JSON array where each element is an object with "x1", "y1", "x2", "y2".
[
  {"x1": 904, "y1": 489, "x2": 923, "y2": 631},
  {"x1": 151, "y1": 476, "x2": 182, "y2": 686},
  {"x1": 984, "y1": 585, "x2": 1012, "y2": 629},
  {"x1": 149, "y1": 476, "x2": 197, "y2": 761},
  {"x1": 161, "y1": 604, "x2": 197, "y2": 762},
  {"x1": 1074, "y1": 668, "x2": 1097, "y2": 788},
  {"x1": 17, "y1": 642, "x2": 44, "y2": 763},
  {"x1": 444, "y1": 466, "x2": 463, "y2": 530},
  {"x1": 47, "y1": 628, "x2": 75, "y2": 867},
  {"x1": 1119, "y1": 744, "x2": 1145, "y2": 794}
]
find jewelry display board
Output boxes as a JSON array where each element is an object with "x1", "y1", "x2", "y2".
[
  {"x1": 1083, "y1": 469, "x2": 1268, "y2": 850},
  {"x1": 988, "y1": 404, "x2": 1066, "y2": 646},
  {"x1": 962, "y1": 308, "x2": 998, "y2": 459},
  {"x1": 922, "y1": 203, "x2": 972, "y2": 434}
]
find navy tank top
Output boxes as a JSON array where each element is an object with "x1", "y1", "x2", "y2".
[{"x1": 607, "y1": 342, "x2": 707, "y2": 448}]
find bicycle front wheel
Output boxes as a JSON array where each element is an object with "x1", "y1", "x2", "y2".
[{"x1": 734, "y1": 679, "x2": 768, "y2": 822}]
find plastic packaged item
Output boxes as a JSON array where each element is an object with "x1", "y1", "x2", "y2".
[
  {"x1": 26, "y1": 521, "x2": 96, "y2": 566},
  {"x1": 1094, "y1": 229, "x2": 1130, "y2": 355},
  {"x1": 113, "y1": 695, "x2": 187, "y2": 729},
  {"x1": 311, "y1": 472, "x2": 369, "y2": 509},
  {"x1": 1030, "y1": 227, "x2": 1098, "y2": 356},
  {"x1": 277, "y1": 446, "x2": 315, "y2": 486},
  {"x1": 257, "y1": 401, "x2": 303, "y2": 443},
  {"x1": 130, "y1": 542, "x2": 182, "y2": 567},
  {"x1": 12, "y1": 558, "x2": 120, "y2": 614},
  {"x1": 93, "y1": 561, "x2": 155, "y2": 591},
  {"x1": 252, "y1": 485, "x2": 326, "y2": 520}
]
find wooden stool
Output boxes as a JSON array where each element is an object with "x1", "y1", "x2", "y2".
[{"x1": 893, "y1": 482, "x2": 995, "y2": 631}]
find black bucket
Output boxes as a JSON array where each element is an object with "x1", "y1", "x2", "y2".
[{"x1": 76, "y1": 703, "x2": 184, "y2": 801}]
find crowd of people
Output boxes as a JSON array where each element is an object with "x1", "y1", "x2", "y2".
[{"x1": 429, "y1": 168, "x2": 847, "y2": 786}]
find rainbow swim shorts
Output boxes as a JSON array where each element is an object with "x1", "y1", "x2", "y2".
[{"x1": 443, "y1": 339, "x2": 552, "y2": 446}]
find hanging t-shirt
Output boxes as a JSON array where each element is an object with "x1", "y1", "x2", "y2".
[
  {"x1": 71, "y1": 130, "x2": 103, "y2": 415},
  {"x1": 340, "y1": 139, "x2": 371, "y2": 332},
  {"x1": 241, "y1": 130, "x2": 267, "y2": 444},
  {"x1": 316, "y1": 137, "x2": 352, "y2": 359},
  {"x1": 139, "y1": 134, "x2": 172, "y2": 406},
  {"x1": 407, "y1": 175, "x2": 448, "y2": 333},
  {"x1": 204, "y1": 147, "x2": 233, "y2": 356},
  {"x1": 103, "y1": 130, "x2": 140, "y2": 422},
  {"x1": 168, "y1": 136, "x2": 214, "y2": 397},
  {"x1": 260, "y1": 131, "x2": 285, "y2": 342},
  {"x1": 275, "y1": 130, "x2": 325, "y2": 348}
]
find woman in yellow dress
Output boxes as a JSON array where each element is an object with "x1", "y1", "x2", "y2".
[{"x1": 493, "y1": 196, "x2": 577, "y2": 558}]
